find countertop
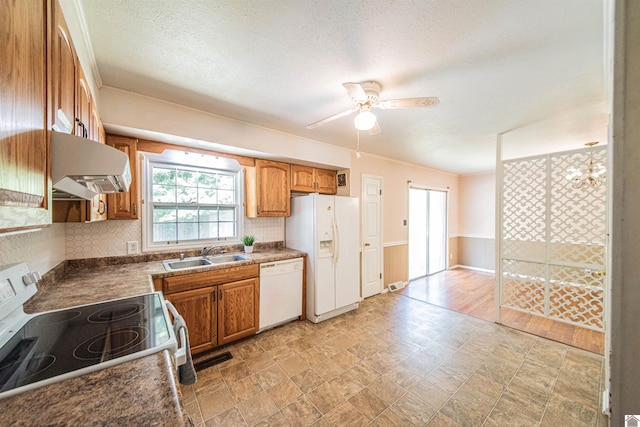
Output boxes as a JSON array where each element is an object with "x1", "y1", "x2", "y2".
[{"x1": 0, "y1": 247, "x2": 305, "y2": 426}]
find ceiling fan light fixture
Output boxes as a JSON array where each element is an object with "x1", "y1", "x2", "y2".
[{"x1": 354, "y1": 108, "x2": 376, "y2": 131}]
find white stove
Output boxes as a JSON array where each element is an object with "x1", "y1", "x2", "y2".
[{"x1": 0, "y1": 262, "x2": 184, "y2": 400}]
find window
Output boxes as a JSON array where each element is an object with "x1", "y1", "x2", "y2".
[{"x1": 142, "y1": 153, "x2": 244, "y2": 251}]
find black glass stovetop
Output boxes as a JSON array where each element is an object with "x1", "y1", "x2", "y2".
[{"x1": 0, "y1": 293, "x2": 172, "y2": 395}]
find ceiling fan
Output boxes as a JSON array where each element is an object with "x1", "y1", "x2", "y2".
[{"x1": 306, "y1": 81, "x2": 439, "y2": 135}]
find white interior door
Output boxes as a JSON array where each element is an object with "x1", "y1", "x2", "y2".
[{"x1": 361, "y1": 175, "x2": 382, "y2": 298}]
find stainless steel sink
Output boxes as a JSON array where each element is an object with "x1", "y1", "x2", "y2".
[
  {"x1": 162, "y1": 254, "x2": 247, "y2": 271},
  {"x1": 163, "y1": 257, "x2": 213, "y2": 271},
  {"x1": 208, "y1": 254, "x2": 247, "y2": 264}
]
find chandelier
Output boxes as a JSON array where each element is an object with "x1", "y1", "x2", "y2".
[{"x1": 565, "y1": 141, "x2": 606, "y2": 189}]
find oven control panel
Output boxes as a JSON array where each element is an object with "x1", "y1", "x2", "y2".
[
  {"x1": 0, "y1": 279, "x2": 16, "y2": 307},
  {"x1": 0, "y1": 263, "x2": 39, "y2": 324}
]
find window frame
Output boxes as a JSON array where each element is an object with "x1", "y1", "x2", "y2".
[{"x1": 141, "y1": 153, "x2": 245, "y2": 252}]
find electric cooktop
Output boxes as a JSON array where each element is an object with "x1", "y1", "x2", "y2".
[{"x1": 0, "y1": 263, "x2": 177, "y2": 400}]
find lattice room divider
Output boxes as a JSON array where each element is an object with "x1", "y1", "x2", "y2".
[{"x1": 499, "y1": 145, "x2": 607, "y2": 331}]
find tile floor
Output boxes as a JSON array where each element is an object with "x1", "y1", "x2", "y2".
[{"x1": 181, "y1": 292, "x2": 608, "y2": 426}]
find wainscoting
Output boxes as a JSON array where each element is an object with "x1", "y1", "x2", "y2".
[
  {"x1": 383, "y1": 237, "x2": 461, "y2": 289},
  {"x1": 383, "y1": 242, "x2": 407, "y2": 288},
  {"x1": 457, "y1": 236, "x2": 495, "y2": 271}
]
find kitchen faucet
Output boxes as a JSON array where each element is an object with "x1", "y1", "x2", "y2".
[{"x1": 201, "y1": 246, "x2": 226, "y2": 256}]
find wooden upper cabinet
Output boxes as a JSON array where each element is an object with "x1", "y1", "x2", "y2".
[
  {"x1": 75, "y1": 70, "x2": 91, "y2": 138},
  {"x1": 290, "y1": 165, "x2": 315, "y2": 192},
  {"x1": 106, "y1": 135, "x2": 139, "y2": 220},
  {"x1": 50, "y1": 0, "x2": 76, "y2": 134},
  {"x1": 245, "y1": 159, "x2": 290, "y2": 217},
  {"x1": 315, "y1": 168, "x2": 337, "y2": 194},
  {"x1": 51, "y1": 11, "x2": 108, "y2": 224},
  {"x1": 0, "y1": 0, "x2": 50, "y2": 231},
  {"x1": 78, "y1": 70, "x2": 107, "y2": 222},
  {"x1": 291, "y1": 165, "x2": 337, "y2": 194}
]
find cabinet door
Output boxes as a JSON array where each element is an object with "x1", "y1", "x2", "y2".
[
  {"x1": 51, "y1": 0, "x2": 76, "y2": 134},
  {"x1": 315, "y1": 168, "x2": 337, "y2": 194},
  {"x1": 79, "y1": 71, "x2": 107, "y2": 222},
  {"x1": 106, "y1": 135, "x2": 139, "y2": 220},
  {"x1": 76, "y1": 71, "x2": 91, "y2": 138},
  {"x1": 218, "y1": 278, "x2": 259, "y2": 345},
  {"x1": 167, "y1": 287, "x2": 217, "y2": 355},
  {"x1": 290, "y1": 165, "x2": 315, "y2": 192},
  {"x1": 255, "y1": 160, "x2": 290, "y2": 217},
  {"x1": 0, "y1": 0, "x2": 49, "y2": 231}
]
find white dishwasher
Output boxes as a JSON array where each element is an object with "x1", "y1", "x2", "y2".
[{"x1": 259, "y1": 258, "x2": 303, "y2": 331}]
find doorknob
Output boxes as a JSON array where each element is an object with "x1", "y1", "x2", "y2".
[{"x1": 364, "y1": 243, "x2": 371, "y2": 247}]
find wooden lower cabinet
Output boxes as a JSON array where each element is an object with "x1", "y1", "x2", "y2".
[
  {"x1": 218, "y1": 278, "x2": 259, "y2": 345},
  {"x1": 157, "y1": 264, "x2": 259, "y2": 355},
  {"x1": 166, "y1": 287, "x2": 217, "y2": 354}
]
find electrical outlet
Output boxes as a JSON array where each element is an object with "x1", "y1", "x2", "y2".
[
  {"x1": 127, "y1": 241, "x2": 139, "y2": 254},
  {"x1": 449, "y1": 253, "x2": 453, "y2": 259}
]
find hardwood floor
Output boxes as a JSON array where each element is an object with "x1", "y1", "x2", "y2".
[{"x1": 398, "y1": 268, "x2": 605, "y2": 355}]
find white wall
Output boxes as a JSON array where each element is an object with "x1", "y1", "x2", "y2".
[
  {"x1": 347, "y1": 151, "x2": 459, "y2": 243},
  {"x1": 459, "y1": 172, "x2": 495, "y2": 238},
  {"x1": 99, "y1": 87, "x2": 352, "y2": 170},
  {"x1": 610, "y1": 0, "x2": 640, "y2": 422}
]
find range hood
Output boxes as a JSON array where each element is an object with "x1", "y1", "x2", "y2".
[{"x1": 52, "y1": 131, "x2": 132, "y2": 200}]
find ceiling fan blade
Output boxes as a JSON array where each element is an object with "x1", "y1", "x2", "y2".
[
  {"x1": 343, "y1": 82, "x2": 368, "y2": 102},
  {"x1": 306, "y1": 107, "x2": 358, "y2": 129},
  {"x1": 377, "y1": 97, "x2": 440, "y2": 109},
  {"x1": 368, "y1": 120, "x2": 381, "y2": 135}
]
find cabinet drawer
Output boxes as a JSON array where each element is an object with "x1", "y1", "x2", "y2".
[{"x1": 162, "y1": 264, "x2": 259, "y2": 294}]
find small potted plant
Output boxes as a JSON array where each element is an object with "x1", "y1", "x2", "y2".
[{"x1": 242, "y1": 235, "x2": 255, "y2": 253}]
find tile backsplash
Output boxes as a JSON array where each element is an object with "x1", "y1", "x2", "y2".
[
  {"x1": 3, "y1": 217, "x2": 285, "y2": 274},
  {"x1": 65, "y1": 217, "x2": 285, "y2": 259},
  {"x1": 66, "y1": 220, "x2": 141, "y2": 259},
  {"x1": 0, "y1": 224, "x2": 66, "y2": 274},
  {"x1": 243, "y1": 217, "x2": 285, "y2": 244}
]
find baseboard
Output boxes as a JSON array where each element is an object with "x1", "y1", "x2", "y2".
[{"x1": 451, "y1": 264, "x2": 495, "y2": 274}]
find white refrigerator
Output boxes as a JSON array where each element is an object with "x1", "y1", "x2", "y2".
[{"x1": 285, "y1": 194, "x2": 360, "y2": 323}]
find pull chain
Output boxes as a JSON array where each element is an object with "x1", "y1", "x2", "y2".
[{"x1": 356, "y1": 129, "x2": 361, "y2": 159}]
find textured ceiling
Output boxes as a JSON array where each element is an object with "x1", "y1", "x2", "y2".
[{"x1": 79, "y1": 0, "x2": 607, "y2": 174}]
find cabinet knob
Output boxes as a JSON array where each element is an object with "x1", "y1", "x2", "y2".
[{"x1": 133, "y1": 203, "x2": 137, "y2": 215}]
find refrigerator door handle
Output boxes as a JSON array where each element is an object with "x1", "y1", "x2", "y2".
[{"x1": 332, "y1": 215, "x2": 340, "y2": 266}]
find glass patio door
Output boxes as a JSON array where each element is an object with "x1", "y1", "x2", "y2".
[{"x1": 408, "y1": 187, "x2": 448, "y2": 280}]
